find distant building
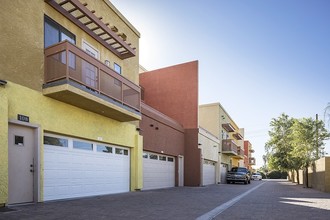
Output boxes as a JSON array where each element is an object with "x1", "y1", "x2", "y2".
[
  {"x1": 244, "y1": 140, "x2": 255, "y2": 170},
  {"x1": 199, "y1": 103, "x2": 245, "y2": 183}
]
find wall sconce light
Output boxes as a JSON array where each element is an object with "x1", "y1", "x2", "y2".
[
  {"x1": 0, "y1": 80, "x2": 7, "y2": 86},
  {"x1": 155, "y1": 127, "x2": 159, "y2": 130},
  {"x1": 150, "y1": 124, "x2": 154, "y2": 127}
]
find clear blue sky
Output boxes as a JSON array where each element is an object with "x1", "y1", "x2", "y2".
[{"x1": 111, "y1": 0, "x2": 330, "y2": 168}]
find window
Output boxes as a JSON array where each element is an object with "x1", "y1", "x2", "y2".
[
  {"x1": 167, "y1": 157, "x2": 174, "y2": 162},
  {"x1": 159, "y1": 156, "x2": 166, "y2": 161},
  {"x1": 44, "y1": 16, "x2": 75, "y2": 48},
  {"x1": 14, "y1": 135, "x2": 24, "y2": 146},
  {"x1": 115, "y1": 148, "x2": 129, "y2": 156},
  {"x1": 143, "y1": 152, "x2": 148, "y2": 158},
  {"x1": 73, "y1": 140, "x2": 93, "y2": 151},
  {"x1": 114, "y1": 63, "x2": 121, "y2": 74},
  {"x1": 149, "y1": 154, "x2": 158, "y2": 160},
  {"x1": 44, "y1": 136, "x2": 68, "y2": 147},
  {"x1": 97, "y1": 145, "x2": 112, "y2": 153}
]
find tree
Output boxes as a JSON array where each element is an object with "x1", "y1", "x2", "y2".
[
  {"x1": 290, "y1": 117, "x2": 330, "y2": 187},
  {"x1": 265, "y1": 113, "x2": 296, "y2": 180},
  {"x1": 265, "y1": 113, "x2": 330, "y2": 185}
]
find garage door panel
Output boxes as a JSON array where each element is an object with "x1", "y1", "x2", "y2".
[
  {"x1": 143, "y1": 153, "x2": 175, "y2": 190},
  {"x1": 44, "y1": 140, "x2": 130, "y2": 201},
  {"x1": 203, "y1": 163, "x2": 216, "y2": 185}
]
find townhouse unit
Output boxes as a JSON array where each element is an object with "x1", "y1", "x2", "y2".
[
  {"x1": 198, "y1": 127, "x2": 221, "y2": 185},
  {"x1": 244, "y1": 140, "x2": 256, "y2": 170},
  {"x1": 0, "y1": 0, "x2": 143, "y2": 205},
  {"x1": 199, "y1": 103, "x2": 245, "y2": 183},
  {"x1": 139, "y1": 103, "x2": 185, "y2": 190},
  {"x1": 140, "y1": 61, "x2": 221, "y2": 186}
]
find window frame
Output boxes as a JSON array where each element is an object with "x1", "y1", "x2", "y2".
[
  {"x1": 114, "y1": 63, "x2": 122, "y2": 74},
  {"x1": 44, "y1": 15, "x2": 76, "y2": 48}
]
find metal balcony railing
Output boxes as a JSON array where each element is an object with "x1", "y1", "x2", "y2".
[
  {"x1": 222, "y1": 139, "x2": 238, "y2": 155},
  {"x1": 44, "y1": 41, "x2": 141, "y2": 112}
]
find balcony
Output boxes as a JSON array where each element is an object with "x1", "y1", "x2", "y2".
[
  {"x1": 43, "y1": 41, "x2": 141, "y2": 122},
  {"x1": 233, "y1": 147, "x2": 245, "y2": 159},
  {"x1": 249, "y1": 157, "x2": 256, "y2": 165},
  {"x1": 222, "y1": 123, "x2": 235, "y2": 132},
  {"x1": 222, "y1": 139, "x2": 238, "y2": 156},
  {"x1": 233, "y1": 132, "x2": 243, "y2": 140}
]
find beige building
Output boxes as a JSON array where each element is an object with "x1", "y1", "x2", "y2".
[
  {"x1": 0, "y1": 0, "x2": 143, "y2": 206},
  {"x1": 198, "y1": 127, "x2": 221, "y2": 185},
  {"x1": 199, "y1": 103, "x2": 244, "y2": 183}
]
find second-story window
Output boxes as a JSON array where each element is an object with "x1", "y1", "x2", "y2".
[
  {"x1": 114, "y1": 63, "x2": 122, "y2": 74},
  {"x1": 44, "y1": 15, "x2": 75, "y2": 48}
]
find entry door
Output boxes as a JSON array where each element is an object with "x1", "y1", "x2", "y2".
[
  {"x1": 8, "y1": 124, "x2": 35, "y2": 204},
  {"x1": 178, "y1": 156, "x2": 184, "y2": 186},
  {"x1": 220, "y1": 164, "x2": 228, "y2": 184},
  {"x1": 82, "y1": 40, "x2": 99, "y2": 89}
]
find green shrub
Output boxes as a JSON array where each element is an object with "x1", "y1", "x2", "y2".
[{"x1": 267, "y1": 170, "x2": 288, "y2": 179}]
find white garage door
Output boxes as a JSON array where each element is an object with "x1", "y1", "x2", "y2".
[
  {"x1": 43, "y1": 134, "x2": 130, "y2": 201},
  {"x1": 143, "y1": 152, "x2": 175, "y2": 190},
  {"x1": 203, "y1": 160, "x2": 216, "y2": 185}
]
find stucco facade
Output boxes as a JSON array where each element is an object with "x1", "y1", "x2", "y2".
[
  {"x1": 140, "y1": 61, "x2": 203, "y2": 186},
  {"x1": 0, "y1": 0, "x2": 142, "y2": 205},
  {"x1": 140, "y1": 103, "x2": 185, "y2": 187},
  {"x1": 199, "y1": 103, "x2": 245, "y2": 182},
  {"x1": 198, "y1": 127, "x2": 221, "y2": 184},
  {"x1": 244, "y1": 140, "x2": 255, "y2": 170}
]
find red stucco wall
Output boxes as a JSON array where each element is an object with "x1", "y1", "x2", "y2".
[{"x1": 140, "y1": 61, "x2": 199, "y2": 129}]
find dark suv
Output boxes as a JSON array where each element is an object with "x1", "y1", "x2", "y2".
[{"x1": 226, "y1": 167, "x2": 251, "y2": 184}]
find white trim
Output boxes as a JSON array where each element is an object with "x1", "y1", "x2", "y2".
[{"x1": 82, "y1": 39, "x2": 100, "y2": 59}]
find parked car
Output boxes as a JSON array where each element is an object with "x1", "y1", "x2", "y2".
[
  {"x1": 226, "y1": 167, "x2": 251, "y2": 184},
  {"x1": 251, "y1": 173, "x2": 262, "y2": 181}
]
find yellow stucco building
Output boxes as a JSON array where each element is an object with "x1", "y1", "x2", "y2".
[
  {"x1": 0, "y1": 0, "x2": 143, "y2": 205},
  {"x1": 199, "y1": 103, "x2": 245, "y2": 183}
]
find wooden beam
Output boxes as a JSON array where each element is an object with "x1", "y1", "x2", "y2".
[
  {"x1": 59, "y1": 0, "x2": 70, "y2": 6},
  {"x1": 83, "y1": 20, "x2": 93, "y2": 25},
  {"x1": 45, "y1": 0, "x2": 135, "y2": 59},
  {"x1": 68, "y1": 7, "x2": 78, "y2": 13}
]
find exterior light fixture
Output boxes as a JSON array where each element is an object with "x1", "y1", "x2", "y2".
[{"x1": 0, "y1": 80, "x2": 7, "y2": 86}]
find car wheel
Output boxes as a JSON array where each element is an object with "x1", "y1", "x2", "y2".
[
  {"x1": 248, "y1": 180, "x2": 251, "y2": 184},
  {"x1": 244, "y1": 179, "x2": 247, "y2": 184},
  {"x1": 227, "y1": 181, "x2": 230, "y2": 184}
]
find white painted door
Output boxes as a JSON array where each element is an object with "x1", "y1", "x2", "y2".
[
  {"x1": 82, "y1": 40, "x2": 99, "y2": 89},
  {"x1": 8, "y1": 124, "x2": 35, "y2": 204},
  {"x1": 178, "y1": 156, "x2": 184, "y2": 187},
  {"x1": 143, "y1": 152, "x2": 175, "y2": 190},
  {"x1": 43, "y1": 135, "x2": 130, "y2": 201},
  {"x1": 220, "y1": 163, "x2": 228, "y2": 184},
  {"x1": 202, "y1": 160, "x2": 216, "y2": 185}
]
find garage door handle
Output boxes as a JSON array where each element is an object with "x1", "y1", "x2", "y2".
[{"x1": 30, "y1": 164, "x2": 34, "y2": 173}]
